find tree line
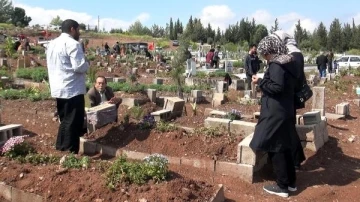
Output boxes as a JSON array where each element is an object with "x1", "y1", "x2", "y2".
[
  {"x1": 0, "y1": 0, "x2": 32, "y2": 27},
  {"x1": 112, "y1": 16, "x2": 360, "y2": 53}
]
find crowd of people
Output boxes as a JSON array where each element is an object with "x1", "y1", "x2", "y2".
[{"x1": 47, "y1": 19, "x2": 310, "y2": 198}]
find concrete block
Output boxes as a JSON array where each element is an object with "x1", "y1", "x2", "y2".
[
  {"x1": 244, "y1": 90, "x2": 252, "y2": 98},
  {"x1": 181, "y1": 158, "x2": 215, "y2": 171},
  {"x1": 163, "y1": 97, "x2": 185, "y2": 117},
  {"x1": 146, "y1": 69, "x2": 155, "y2": 74},
  {"x1": 107, "y1": 67, "x2": 113, "y2": 72},
  {"x1": 312, "y1": 87, "x2": 325, "y2": 116},
  {"x1": 210, "y1": 184, "x2": 225, "y2": 202},
  {"x1": 113, "y1": 77, "x2": 126, "y2": 83},
  {"x1": 191, "y1": 90, "x2": 202, "y2": 98},
  {"x1": 212, "y1": 99, "x2": 224, "y2": 107},
  {"x1": 151, "y1": 109, "x2": 171, "y2": 122},
  {"x1": 213, "y1": 93, "x2": 225, "y2": 101},
  {"x1": 229, "y1": 120, "x2": 256, "y2": 136},
  {"x1": 204, "y1": 117, "x2": 231, "y2": 131},
  {"x1": 0, "y1": 58, "x2": 7, "y2": 67},
  {"x1": 132, "y1": 68, "x2": 138, "y2": 74},
  {"x1": 105, "y1": 77, "x2": 114, "y2": 83},
  {"x1": 86, "y1": 103, "x2": 117, "y2": 133},
  {"x1": 253, "y1": 112, "x2": 260, "y2": 119},
  {"x1": 120, "y1": 150, "x2": 150, "y2": 161},
  {"x1": 96, "y1": 61, "x2": 101, "y2": 67},
  {"x1": 12, "y1": 187, "x2": 44, "y2": 202},
  {"x1": 354, "y1": 99, "x2": 360, "y2": 107},
  {"x1": 303, "y1": 111, "x2": 321, "y2": 125},
  {"x1": 215, "y1": 161, "x2": 254, "y2": 183},
  {"x1": 216, "y1": 81, "x2": 228, "y2": 93},
  {"x1": 167, "y1": 156, "x2": 181, "y2": 165},
  {"x1": 296, "y1": 115, "x2": 303, "y2": 125},
  {"x1": 335, "y1": 102, "x2": 350, "y2": 116},
  {"x1": 147, "y1": 89, "x2": 157, "y2": 103},
  {"x1": 79, "y1": 137, "x2": 97, "y2": 155},
  {"x1": 296, "y1": 123, "x2": 325, "y2": 151},
  {"x1": 230, "y1": 79, "x2": 245, "y2": 90},
  {"x1": 0, "y1": 182, "x2": 12, "y2": 201},
  {"x1": 153, "y1": 78, "x2": 163, "y2": 85},
  {"x1": 237, "y1": 133, "x2": 267, "y2": 166}
]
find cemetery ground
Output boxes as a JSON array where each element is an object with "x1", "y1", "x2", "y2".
[{"x1": 1, "y1": 72, "x2": 360, "y2": 201}]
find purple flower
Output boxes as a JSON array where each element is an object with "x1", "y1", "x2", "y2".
[{"x1": 0, "y1": 136, "x2": 29, "y2": 155}]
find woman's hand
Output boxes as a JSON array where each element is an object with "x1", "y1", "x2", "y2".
[{"x1": 252, "y1": 75, "x2": 260, "y2": 84}]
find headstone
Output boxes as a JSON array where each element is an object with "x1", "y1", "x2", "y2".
[
  {"x1": 185, "y1": 78, "x2": 194, "y2": 86},
  {"x1": 132, "y1": 68, "x2": 138, "y2": 74},
  {"x1": 147, "y1": 89, "x2": 157, "y2": 103},
  {"x1": 244, "y1": 90, "x2": 252, "y2": 98},
  {"x1": 212, "y1": 93, "x2": 225, "y2": 107},
  {"x1": 105, "y1": 77, "x2": 114, "y2": 83},
  {"x1": 107, "y1": 67, "x2": 113, "y2": 73},
  {"x1": 146, "y1": 69, "x2": 155, "y2": 74},
  {"x1": 216, "y1": 81, "x2": 228, "y2": 93},
  {"x1": 185, "y1": 60, "x2": 197, "y2": 76},
  {"x1": 312, "y1": 87, "x2": 325, "y2": 116},
  {"x1": 86, "y1": 103, "x2": 117, "y2": 133},
  {"x1": 96, "y1": 62, "x2": 101, "y2": 67},
  {"x1": 191, "y1": 90, "x2": 202, "y2": 98},
  {"x1": 335, "y1": 102, "x2": 350, "y2": 116},
  {"x1": 302, "y1": 111, "x2": 321, "y2": 125},
  {"x1": 151, "y1": 109, "x2": 171, "y2": 121},
  {"x1": 163, "y1": 97, "x2": 185, "y2": 117},
  {"x1": 230, "y1": 79, "x2": 245, "y2": 90},
  {"x1": 113, "y1": 77, "x2": 126, "y2": 83},
  {"x1": 251, "y1": 83, "x2": 257, "y2": 98},
  {"x1": 153, "y1": 78, "x2": 163, "y2": 85},
  {"x1": 17, "y1": 59, "x2": 25, "y2": 68},
  {"x1": 0, "y1": 58, "x2": 7, "y2": 67},
  {"x1": 225, "y1": 61, "x2": 233, "y2": 73}
]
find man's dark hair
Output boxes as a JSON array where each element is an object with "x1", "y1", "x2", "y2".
[
  {"x1": 96, "y1": 76, "x2": 107, "y2": 84},
  {"x1": 249, "y1": 44, "x2": 257, "y2": 49},
  {"x1": 61, "y1": 19, "x2": 79, "y2": 33}
]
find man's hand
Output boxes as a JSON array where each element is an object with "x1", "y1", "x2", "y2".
[{"x1": 108, "y1": 97, "x2": 121, "y2": 104}]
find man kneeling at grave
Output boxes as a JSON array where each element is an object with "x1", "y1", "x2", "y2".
[{"x1": 87, "y1": 76, "x2": 122, "y2": 110}]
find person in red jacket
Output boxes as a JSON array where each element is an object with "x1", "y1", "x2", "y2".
[{"x1": 206, "y1": 49, "x2": 215, "y2": 67}]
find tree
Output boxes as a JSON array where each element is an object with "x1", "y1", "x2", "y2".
[
  {"x1": 270, "y1": 18, "x2": 279, "y2": 34},
  {"x1": 169, "y1": 18, "x2": 174, "y2": 40},
  {"x1": 252, "y1": 24, "x2": 268, "y2": 45},
  {"x1": 327, "y1": 18, "x2": 342, "y2": 52},
  {"x1": 11, "y1": 7, "x2": 31, "y2": 27},
  {"x1": 215, "y1": 27, "x2": 221, "y2": 43},
  {"x1": 314, "y1": 22, "x2": 327, "y2": 49},
  {"x1": 79, "y1": 23, "x2": 86, "y2": 30},
  {"x1": 0, "y1": 0, "x2": 13, "y2": 23},
  {"x1": 50, "y1": 16, "x2": 62, "y2": 26},
  {"x1": 342, "y1": 23, "x2": 352, "y2": 51},
  {"x1": 184, "y1": 16, "x2": 194, "y2": 39},
  {"x1": 294, "y1": 20, "x2": 307, "y2": 45},
  {"x1": 128, "y1": 20, "x2": 144, "y2": 35},
  {"x1": 110, "y1": 28, "x2": 123, "y2": 34}
]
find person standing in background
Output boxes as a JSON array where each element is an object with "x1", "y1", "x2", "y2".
[
  {"x1": 316, "y1": 52, "x2": 328, "y2": 78},
  {"x1": 46, "y1": 19, "x2": 89, "y2": 154},
  {"x1": 245, "y1": 44, "x2": 261, "y2": 90},
  {"x1": 327, "y1": 51, "x2": 334, "y2": 73}
]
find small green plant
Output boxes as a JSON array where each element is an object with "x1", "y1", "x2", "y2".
[
  {"x1": 340, "y1": 69, "x2": 349, "y2": 77},
  {"x1": 130, "y1": 104, "x2": 144, "y2": 120},
  {"x1": 16, "y1": 67, "x2": 48, "y2": 82},
  {"x1": 4, "y1": 37, "x2": 14, "y2": 57},
  {"x1": 194, "y1": 126, "x2": 225, "y2": 137},
  {"x1": 87, "y1": 54, "x2": 96, "y2": 61},
  {"x1": 190, "y1": 101, "x2": 197, "y2": 116},
  {"x1": 87, "y1": 67, "x2": 98, "y2": 83},
  {"x1": 105, "y1": 154, "x2": 168, "y2": 190},
  {"x1": 155, "y1": 121, "x2": 177, "y2": 132},
  {"x1": 61, "y1": 154, "x2": 90, "y2": 169}
]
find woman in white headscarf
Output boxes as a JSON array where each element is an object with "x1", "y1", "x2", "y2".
[
  {"x1": 251, "y1": 35, "x2": 299, "y2": 198},
  {"x1": 272, "y1": 31, "x2": 307, "y2": 169}
]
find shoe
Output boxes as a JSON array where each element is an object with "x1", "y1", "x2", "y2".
[
  {"x1": 288, "y1": 185, "x2": 297, "y2": 192},
  {"x1": 263, "y1": 184, "x2": 289, "y2": 198}
]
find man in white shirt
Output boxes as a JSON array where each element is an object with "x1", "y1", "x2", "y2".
[{"x1": 46, "y1": 19, "x2": 89, "y2": 154}]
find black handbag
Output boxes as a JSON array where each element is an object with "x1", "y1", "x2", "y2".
[{"x1": 295, "y1": 82, "x2": 313, "y2": 106}]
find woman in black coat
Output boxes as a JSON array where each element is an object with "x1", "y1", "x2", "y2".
[{"x1": 250, "y1": 36, "x2": 300, "y2": 198}]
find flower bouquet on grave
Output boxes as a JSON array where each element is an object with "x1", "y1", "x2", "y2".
[
  {"x1": 0, "y1": 135, "x2": 30, "y2": 156},
  {"x1": 139, "y1": 114, "x2": 155, "y2": 130},
  {"x1": 226, "y1": 109, "x2": 242, "y2": 121}
]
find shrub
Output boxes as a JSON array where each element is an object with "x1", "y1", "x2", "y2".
[
  {"x1": 61, "y1": 154, "x2": 90, "y2": 169},
  {"x1": 16, "y1": 67, "x2": 48, "y2": 82},
  {"x1": 232, "y1": 60, "x2": 244, "y2": 68}
]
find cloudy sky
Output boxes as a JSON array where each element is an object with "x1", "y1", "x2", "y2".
[{"x1": 12, "y1": 0, "x2": 360, "y2": 34}]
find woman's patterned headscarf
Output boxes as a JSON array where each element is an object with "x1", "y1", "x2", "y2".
[{"x1": 257, "y1": 35, "x2": 292, "y2": 64}]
